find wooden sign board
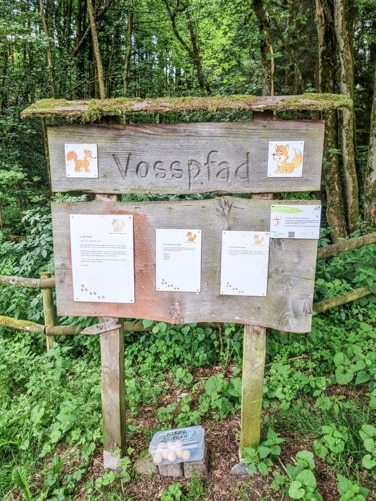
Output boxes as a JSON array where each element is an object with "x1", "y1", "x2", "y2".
[
  {"x1": 51, "y1": 197, "x2": 319, "y2": 333},
  {"x1": 48, "y1": 121, "x2": 324, "y2": 194}
]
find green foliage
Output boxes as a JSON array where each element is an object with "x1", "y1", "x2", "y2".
[
  {"x1": 337, "y1": 474, "x2": 370, "y2": 501},
  {"x1": 287, "y1": 452, "x2": 323, "y2": 501},
  {"x1": 160, "y1": 475, "x2": 205, "y2": 501},
  {"x1": 242, "y1": 429, "x2": 285, "y2": 476},
  {"x1": 272, "y1": 451, "x2": 323, "y2": 500},
  {"x1": 313, "y1": 423, "x2": 349, "y2": 465},
  {"x1": 359, "y1": 424, "x2": 376, "y2": 477},
  {"x1": 198, "y1": 374, "x2": 242, "y2": 420}
]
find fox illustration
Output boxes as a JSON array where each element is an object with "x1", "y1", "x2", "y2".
[
  {"x1": 272, "y1": 144, "x2": 302, "y2": 174},
  {"x1": 66, "y1": 149, "x2": 96, "y2": 173},
  {"x1": 186, "y1": 231, "x2": 197, "y2": 242},
  {"x1": 254, "y1": 234, "x2": 264, "y2": 245}
]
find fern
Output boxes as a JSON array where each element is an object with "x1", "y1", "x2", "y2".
[{"x1": 11, "y1": 467, "x2": 32, "y2": 501}]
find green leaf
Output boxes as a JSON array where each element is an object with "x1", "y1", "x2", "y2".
[
  {"x1": 362, "y1": 454, "x2": 376, "y2": 470},
  {"x1": 335, "y1": 366, "x2": 354, "y2": 385},
  {"x1": 296, "y1": 450, "x2": 315, "y2": 470},
  {"x1": 258, "y1": 446, "x2": 271, "y2": 459},
  {"x1": 257, "y1": 462, "x2": 269, "y2": 476},
  {"x1": 337, "y1": 474, "x2": 353, "y2": 495},
  {"x1": 289, "y1": 480, "x2": 305, "y2": 499},
  {"x1": 355, "y1": 371, "x2": 370, "y2": 385},
  {"x1": 296, "y1": 469, "x2": 317, "y2": 490}
]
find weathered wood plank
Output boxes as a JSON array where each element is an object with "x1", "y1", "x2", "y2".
[
  {"x1": 21, "y1": 94, "x2": 352, "y2": 121},
  {"x1": 0, "y1": 274, "x2": 56, "y2": 288},
  {"x1": 240, "y1": 325, "x2": 266, "y2": 456},
  {"x1": 100, "y1": 318, "x2": 126, "y2": 469},
  {"x1": 48, "y1": 122, "x2": 324, "y2": 194},
  {"x1": 51, "y1": 197, "x2": 319, "y2": 332},
  {"x1": 40, "y1": 271, "x2": 56, "y2": 351}
]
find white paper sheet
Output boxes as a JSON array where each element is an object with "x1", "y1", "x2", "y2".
[
  {"x1": 156, "y1": 229, "x2": 201, "y2": 292},
  {"x1": 270, "y1": 204, "x2": 321, "y2": 239},
  {"x1": 70, "y1": 214, "x2": 134, "y2": 303},
  {"x1": 220, "y1": 231, "x2": 270, "y2": 296}
]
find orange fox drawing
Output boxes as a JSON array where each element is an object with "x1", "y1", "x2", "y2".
[
  {"x1": 186, "y1": 231, "x2": 197, "y2": 242},
  {"x1": 272, "y1": 144, "x2": 302, "y2": 174},
  {"x1": 66, "y1": 149, "x2": 96, "y2": 173}
]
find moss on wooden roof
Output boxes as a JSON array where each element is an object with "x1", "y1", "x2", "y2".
[{"x1": 21, "y1": 93, "x2": 352, "y2": 122}]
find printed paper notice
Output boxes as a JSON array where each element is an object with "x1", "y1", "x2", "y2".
[
  {"x1": 270, "y1": 204, "x2": 321, "y2": 239},
  {"x1": 70, "y1": 214, "x2": 134, "y2": 303},
  {"x1": 156, "y1": 229, "x2": 201, "y2": 292},
  {"x1": 220, "y1": 231, "x2": 270, "y2": 296}
]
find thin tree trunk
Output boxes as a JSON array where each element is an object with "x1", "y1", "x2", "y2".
[
  {"x1": 252, "y1": 0, "x2": 274, "y2": 96},
  {"x1": 315, "y1": 0, "x2": 348, "y2": 239},
  {"x1": 364, "y1": 65, "x2": 376, "y2": 226},
  {"x1": 123, "y1": 6, "x2": 134, "y2": 92},
  {"x1": 39, "y1": 0, "x2": 56, "y2": 98},
  {"x1": 87, "y1": 0, "x2": 106, "y2": 99},
  {"x1": 162, "y1": 0, "x2": 209, "y2": 95},
  {"x1": 333, "y1": 0, "x2": 359, "y2": 232},
  {"x1": 185, "y1": 9, "x2": 209, "y2": 95}
]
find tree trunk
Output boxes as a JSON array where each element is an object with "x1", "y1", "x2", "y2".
[
  {"x1": 252, "y1": 0, "x2": 274, "y2": 96},
  {"x1": 315, "y1": 0, "x2": 348, "y2": 239},
  {"x1": 333, "y1": 0, "x2": 359, "y2": 232},
  {"x1": 87, "y1": 0, "x2": 106, "y2": 99},
  {"x1": 123, "y1": 5, "x2": 134, "y2": 92},
  {"x1": 364, "y1": 65, "x2": 376, "y2": 226},
  {"x1": 39, "y1": 0, "x2": 57, "y2": 98},
  {"x1": 162, "y1": 0, "x2": 209, "y2": 95},
  {"x1": 185, "y1": 8, "x2": 209, "y2": 95}
]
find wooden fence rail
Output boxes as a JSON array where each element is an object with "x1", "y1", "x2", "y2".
[{"x1": 1, "y1": 230, "x2": 376, "y2": 340}]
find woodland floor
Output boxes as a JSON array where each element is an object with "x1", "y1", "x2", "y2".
[
  {"x1": 83, "y1": 365, "x2": 376, "y2": 501},
  {"x1": 6, "y1": 365, "x2": 376, "y2": 501}
]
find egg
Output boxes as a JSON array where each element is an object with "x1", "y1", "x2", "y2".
[
  {"x1": 174, "y1": 439, "x2": 183, "y2": 448},
  {"x1": 162, "y1": 449, "x2": 169, "y2": 459},
  {"x1": 153, "y1": 452, "x2": 163, "y2": 464},
  {"x1": 167, "y1": 451, "x2": 176, "y2": 462},
  {"x1": 176, "y1": 448, "x2": 182, "y2": 458},
  {"x1": 167, "y1": 441, "x2": 174, "y2": 449},
  {"x1": 181, "y1": 449, "x2": 191, "y2": 461}
]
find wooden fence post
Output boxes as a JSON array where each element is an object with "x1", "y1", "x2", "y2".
[
  {"x1": 40, "y1": 271, "x2": 56, "y2": 351},
  {"x1": 239, "y1": 145, "x2": 272, "y2": 458},
  {"x1": 240, "y1": 325, "x2": 267, "y2": 456},
  {"x1": 100, "y1": 317, "x2": 126, "y2": 469}
]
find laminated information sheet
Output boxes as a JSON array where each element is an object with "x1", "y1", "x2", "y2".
[
  {"x1": 220, "y1": 231, "x2": 270, "y2": 296},
  {"x1": 270, "y1": 204, "x2": 321, "y2": 239},
  {"x1": 70, "y1": 214, "x2": 134, "y2": 303},
  {"x1": 156, "y1": 229, "x2": 201, "y2": 292}
]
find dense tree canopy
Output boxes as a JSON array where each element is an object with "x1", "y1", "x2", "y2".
[{"x1": 1, "y1": 0, "x2": 376, "y2": 238}]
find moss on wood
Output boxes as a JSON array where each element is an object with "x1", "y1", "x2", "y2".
[{"x1": 21, "y1": 94, "x2": 352, "y2": 123}]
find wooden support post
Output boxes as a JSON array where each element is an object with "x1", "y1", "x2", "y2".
[
  {"x1": 240, "y1": 324, "x2": 267, "y2": 457},
  {"x1": 40, "y1": 271, "x2": 56, "y2": 351},
  {"x1": 94, "y1": 194, "x2": 126, "y2": 469},
  {"x1": 100, "y1": 317, "x2": 126, "y2": 469},
  {"x1": 239, "y1": 167, "x2": 271, "y2": 458}
]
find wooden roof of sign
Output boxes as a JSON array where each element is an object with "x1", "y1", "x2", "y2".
[{"x1": 21, "y1": 94, "x2": 352, "y2": 122}]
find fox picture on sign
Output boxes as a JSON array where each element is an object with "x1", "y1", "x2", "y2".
[
  {"x1": 268, "y1": 141, "x2": 304, "y2": 177},
  {"x1": 65, "y1": 144, "x2": 98, "y2": 178}
]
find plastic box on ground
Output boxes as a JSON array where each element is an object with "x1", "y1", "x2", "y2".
[{"x1": 149, "y1": 426, "x2": 205, "y2": 465}]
